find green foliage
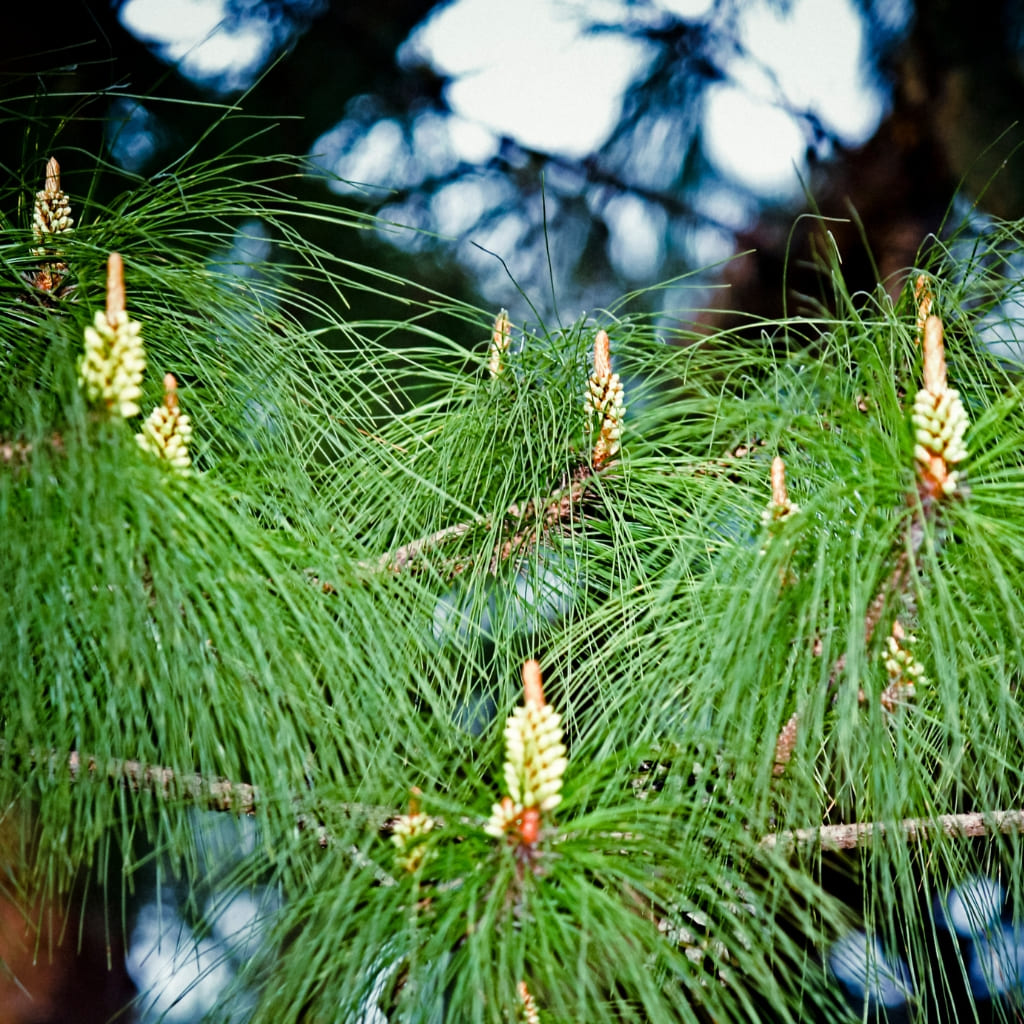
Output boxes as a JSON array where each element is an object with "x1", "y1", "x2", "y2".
[{"x1": 4, "y1": 100, "x2": 1024, "y2": 1023}]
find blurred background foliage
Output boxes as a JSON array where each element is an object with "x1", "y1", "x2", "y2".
[{"x1": 4, "y1": 0, "x2": 1024, "y2": 336}]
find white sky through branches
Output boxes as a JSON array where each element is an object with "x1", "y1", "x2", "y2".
[
  {"x1": 121, "y1": 0, "x2": 895, "y2": 198},
  {"x1": 117, "y1": 0, "x2": 903, "y2": 300}
]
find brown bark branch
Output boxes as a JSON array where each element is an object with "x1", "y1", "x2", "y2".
[
  {"x1": 761, "y1": 809, "x2": 1024, "y2": 853},
  {"x1": 367, "y1": 433, "x2": 769, "y2": 580},
  {"x1": 365, "y1": 461, "x2": 602, "y2": 577},
  {"x1": 378, "y1": 519, "x2": 481, "y2": 573},
  {"x1": 14, "y1": 747, "x2": 397, "y2": 849},
  {"x1": 67, "y1": 749, "x2": 260, "y2": 813},
  {"x1": 23, "y1": 749, "x2": 1024, "y2": 869}
]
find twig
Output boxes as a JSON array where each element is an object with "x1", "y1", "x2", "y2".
[
  {"x1": 12, "y1": 747, "x2": 397, "y2": 848},
  {"x1": 67, "y1": 749, "x2": 259, "y2": 813},
  {"x1": 372, "y1": 429, "x2": 785, "y2": 580},
  {"x1": 364, "y1": 428, "x2": 766, "y2": 581},
  {"x1": 379, "y1": 519, "x2": 481, "y2": 572},
  {"x1": 366, "y1": 462, "x2": 600, "y2": 577},
  {"x1": 761, "y1": 809, "x2": 1024, "y2": 854},
  {"x1": 1, "y1": 433, "x2": 64, "y2": 465},
  {"x1": 489, "y1": 466, "x2": 594, "y2": 573}
]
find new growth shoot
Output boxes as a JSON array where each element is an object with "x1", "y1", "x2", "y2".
[
  {"x1": 584, "y1": 328, "x2": 625, "y2": 468},
  {"x1": 390, "y1": 788, "x2": 436, "y2": 874},
  {"x1": 488, "y1": 308, "x2": 512, "y2": 379},
  {"x1": 79, "y1": 253, "x2": 146, "y2": 419},
  {"x1": 486, "y1": 659, "x2": 567, "y2": 850},
  {"x1": 71, "y1": 232, "x2": 194, "y2": 471},
  {"x1": 136, "y1": 373, "x2": 193, "y2": 474},
  {"x1": 30, "y1": 156, "x2": 73, "y2": 294},
  {"x1": 912, "y1": 313, "x2": 969, "y2": 500}
]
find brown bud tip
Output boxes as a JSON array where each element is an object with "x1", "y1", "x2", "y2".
[
  {"x1": 922, "y1": 314, "x2": 946, "y2": 395},
  {"x1": 593, "y1": 329, "x2": 611, "y2": 379},
  {"x1": 492, "y1": 308, "x2": 510, "y2": 343},
  {"x1": 770, "y1": 455, "x2": 788, "y2": 508},
  {"x1": 45, "y1": 156, "x2": 61, "y2": 194},
  {"x1": 522, "y1": 659, "x2": 544, "y2": 707},
  {"x1": 914, "y1": 274, "x2": 932, "y2": 328},
  {"x1": 408, "y1": 787, "x2": 421, "y2": 815},
  {"x1": 106, "y1": 252, "x2": 125, "y2": 323},
  {"x1": 163, "y1": 373, "x2": 179, "y2": 412}
]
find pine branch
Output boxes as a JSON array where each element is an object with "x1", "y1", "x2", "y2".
[
  {"x1": 370, "y1": 431, "x2": 772, "y2": 582},
  {"x1": 369, "y1": 438, "x2": 776, "y2": 578},
  {"x1": 354, "y1": 466, "x2": 599, "y2": 578},
  {"x1": 366, "y1": 326, "x2": 625, "y2": 577},
  {"x1": 761, "y1": 809, "x2": 1024, "y2": 854},
  {"x1": 773, "y1": 281, "x2": 966, "y2": 776},
  {"x1": 6, "y1": 746, "x2": 396, "y2": 847}
]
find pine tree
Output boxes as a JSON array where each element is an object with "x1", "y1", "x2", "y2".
[{"x1": 4, "y1": 98, "x2": 1024, "y2": 1024}]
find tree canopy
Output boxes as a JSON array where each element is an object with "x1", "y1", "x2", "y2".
[
  {"x1": 5, "y1": 4, "x2": 1024, "y2": 1021},
  {"x1": 4, "y1": 75, "x2": 1024, "y2": 1019}
]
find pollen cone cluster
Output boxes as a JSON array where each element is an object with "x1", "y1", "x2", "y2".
[
  {"x1": 911, "y1": 312, "x2": 968, "y2": 499},
  {"x1": 79, "y1": 254, "x2": 146, "y2": 418},
  {"x1": 516, "y1": 981, "x2": 540, "y2": 1024},
  {"x1": 485, "y1": 660, "x2": 567, "y2": 844},
  {"x1": 584, "y1": 329, "x2": 625, "y2": 467},
  {"x1": 32, "y1": 157, "x2": 74, "y2": 254},
  {"x1": 880, "y1": 627, "x2": 926, "y2": 712},
  {"x1": 136, "y1": 374, "x2": 193, "y2": 473},
  {"x1": 390, "y1": 791, "x2": 436, "y2": 873},
  {"x1": 30, "y1": 156, "x2": 74, "y2": 293}
]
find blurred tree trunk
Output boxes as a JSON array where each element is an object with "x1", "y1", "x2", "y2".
[
  {"x1": 714, "y1": 0, "x2": 1024, "y2": 328},
  {"x1": 0, "y1": 816, "x2": 134, "y2": 1024}
]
